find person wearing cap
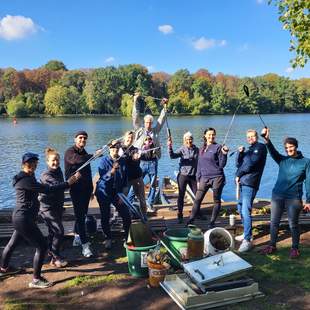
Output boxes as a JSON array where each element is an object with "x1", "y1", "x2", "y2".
[
  {"x1": 120, "y1": 131, "x2": 147, "y2": 216},
  {"x1": 260, "y1": 128, "x2": 310, "y2": 259},
  {"x1": 95, "y1": 140, "x2": 131, "y2": 250},
  {"x1": 167, "y1": 131, "x2": 199, "y2": 223},
  {"x1": 132, "y1": 92, "x2": 168, "y2": 212},
  {"x1": 64, "y1": 131, "x2": 102, "y2": 258},
  {"x1": 0, "y1": 152, "x2": 79, "y2": 288},
  {"x1": 234, "y1": 129, "x2": 267, "y2": 253}
]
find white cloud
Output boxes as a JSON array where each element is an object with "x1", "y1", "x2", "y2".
[
  {"x1": 105, "y1": 56, "x2": 115, "y2": 63},
  {"x1": 0, "y1": 15, "x2": 39, "y2": 40},
  {"x1": 191, "y1": 37, "x2": 227, "y2": 51},
  {"x1": 146, "y1": 65, "x2": 155, "y2": 72},
  {"x1": 285, "y1": 67, "x2": 294, "y2": 74},
  {"x1": 158, "y1": 24, "x2": 173, "y2": 35}
]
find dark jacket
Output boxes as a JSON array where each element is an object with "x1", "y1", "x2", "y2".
[
  {"x1": 235, "y1": 142, "x2": 267, "y2": 189},
  {"x1": 169, "y1": 144, "x2": 199, "y2": 176},
  {"x1": 121, "y1": 145, "x2": 142, "y2": 181},
  {"x1": 196, "y1": 143, "x2": 227, "y2": 181},
  {"x1": 64, "y1": 145, "x2": 93, "y2": 192},
  {"x1": 95, "y1": 155, "x2": 127, "y2": 198},
  {"x1": 39, "y1": 167, "x2": 65, "y2": 211},
  {"x1": 266, "y1": 140, "x2": 310, "y2": 201},
  {"x1": 12, "y1": 171, "x2": 68, "y2": 219}
]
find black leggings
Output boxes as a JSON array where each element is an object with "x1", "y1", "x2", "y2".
[
  {"x1": 177, "y1": 174, "x2": 197, "y2": 214},
  {"x1": 1, "y1": 216, "x2": 47, "y2": 279},
  {"x1": 40, "y1": 209, "x2": 64, "y2": 257},
  {"x1": 190, "y1": 176, "x2": 225, "y2": 224},
  {"x1": 70, "y1": 189, "x2": 92, "y2": 244}
]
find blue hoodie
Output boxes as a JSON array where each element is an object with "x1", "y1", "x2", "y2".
[{"x1": 267, "y1": 140, "x2": 310, "y2": 202}]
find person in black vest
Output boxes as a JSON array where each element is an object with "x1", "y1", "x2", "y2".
[
  {"x1": 64, "y1": 130, "x2": 101, "y2": 258},
  {"x1": 39, "y1": 147, "x2": 68, "y2": 267},
  {"x1": 235, "y1": 129, "x2": 267, "y2": 252},
  {"x1": 0, "y1": 153, "x2": 79, "y2": 288}
]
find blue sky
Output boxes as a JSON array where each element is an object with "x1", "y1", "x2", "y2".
[{"x1": 0, "y1": 0, "x2": 309, "y2": 79}]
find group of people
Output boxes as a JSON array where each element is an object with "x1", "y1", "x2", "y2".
[{"x1": 1, "y1": 93, "x2": 309, "y2": 289}]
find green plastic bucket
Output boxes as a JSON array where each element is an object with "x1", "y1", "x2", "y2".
[
  {"x1": 124, "y1": 242, "x2": 157, "y2": 278},
  {"x1": 164, "y1": 228, "x2": 189, "y2": 251}
]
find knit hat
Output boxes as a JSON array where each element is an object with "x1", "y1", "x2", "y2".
[
  {"x1": 22, "y1": 152, "x2": 39, "y2": 163},
  {"x1": 75, "y1": 130, "x2": 88, "y2": 138}
]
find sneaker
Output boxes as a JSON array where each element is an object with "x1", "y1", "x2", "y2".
[
  {"x1": 177, "y1": 213, "x2": 183, "y2": 224},
  {"x1": 50, "y1": 257, "x2": 68, "y2": 268},
  {"x1": 289, "y1": 248, "x2": 300, "y2": 259},
  {"x1": 147, "y1": 204, "x2": 156, "y2": 213},
  {"x1": 208, "y1": 222, "x2": 215, "y2": 230},
  {"x1": 29, "y1": 277, "x2": 53, "y2": 289},
  {"x1": 260, "y1": 245, "x2": 277, "y2": 255},
  {"x1": 104, "y1": 239, "x2": 112, "y2": 250},
  {"x1": 72, "y1": 235, "x2": 82, "y2": 247},
  {"x1": 235, "y1": 234, "x2": 245, "y2": 242},
  {"x1": 238, "y1": 239, "x2": 253, "y2": 253},
  {"x1": 186, "y1": 218, "x2": 195, "y2": 226},
  {"x1": 82, "y1": 242, "x2": 93, "y2": 258},
  {"x1": 0, "y1": 266, "x2": 23, "y2": 278}
]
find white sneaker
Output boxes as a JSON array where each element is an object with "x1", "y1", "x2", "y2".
[
  {"x1": 235, "y1": 234, "x2": 245, "y2": 242},
  {"x1": 72, "y1": 235, "x2": 82, "y2": 247},
  {"x1": 104, "y1": 239, "x2": 112, "y2": 250},
  {"x1": 82, "y1": 242, "x2": 93, "y2": 258},
  {"x1": 238, "y1": 239, "x2": 253, "y2": 253}
]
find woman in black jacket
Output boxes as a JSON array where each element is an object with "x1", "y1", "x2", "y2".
[
  {"x1": 39, "y1": 148, "x2": 68, "y2": 268},
  {"x1": 0, "y1": 152, "x2": 79, "y2": 288}
]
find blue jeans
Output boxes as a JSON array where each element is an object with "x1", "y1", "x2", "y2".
[
  {"x1": 237, "y1": 186, "x2": 257, "y2": 241},
  {"x1": 270, "y1": 195, "x2": 302, "y2": 249},
  {"x1": 140, "y1": 159, "x2": 158, "y2": 206}
]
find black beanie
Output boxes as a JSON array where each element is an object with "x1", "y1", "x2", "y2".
[{"x1": 75, "y1": 130, "x2": 88, "y2": 138}]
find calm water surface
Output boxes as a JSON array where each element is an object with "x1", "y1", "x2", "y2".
[{"x1": 1, "y1": 114, "x2": 310, "y2": 209}]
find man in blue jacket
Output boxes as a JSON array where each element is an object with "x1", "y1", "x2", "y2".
[
  {"x1": 95, "y1": 140, "x2": 131, "y2": 250},
  {"x1": 235, "y1": 129, "x2": 267, "y2": 252}
]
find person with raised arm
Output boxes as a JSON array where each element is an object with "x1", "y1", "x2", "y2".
[{"x1": 260, "y1": 127, "x2": 310, "y2": 259}]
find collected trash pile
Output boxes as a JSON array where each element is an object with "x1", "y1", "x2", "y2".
[{"x1": 125, "y1": 221, "x2": 263, "y2": 309}]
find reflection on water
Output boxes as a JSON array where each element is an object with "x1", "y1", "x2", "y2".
[{"x1": 1, "y1": 114, "x2": 310, "y2": 209}]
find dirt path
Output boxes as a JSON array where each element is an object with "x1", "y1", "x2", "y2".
[{"x1": 1, "y1": 230, "x2": 309, "y2": 310}]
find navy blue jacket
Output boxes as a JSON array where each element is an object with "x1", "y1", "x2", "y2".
[
  {"x1": 266, "y1": 140, "x2": 310, "y2": 201},
  {"x1": 169, "y1": 144, "x2": 199, "y2": 176},
  {"x1": 39, "y1": 167, "x2": 65, "y2": 211},
  {"x1": 196, "y1": 143, "x2": 227, "y2": 181},
  {"x1": 235, "y1": 142, "x2": 267, "y2": 189},
  {"x1": 95, "y1": 155, "x2": 127, "y2": 198}
]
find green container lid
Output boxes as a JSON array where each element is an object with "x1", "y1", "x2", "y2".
[{"x1": 188, "y1": 225, "x2": 204, "y2": 241}]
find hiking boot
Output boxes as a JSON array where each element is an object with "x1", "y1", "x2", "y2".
[
  {"x1": 29, "y1": 277, "x2": 53, "y2": 289},
  {"x1": 50, "y1": 257, "x2": 68, "y2": 268},
  {"x1": 82, "y1": 242, "x2": 93, "y2": 258},
  {"x1": 177, "y1": 213, "x2": 183, "y2": 224},
  {"x1": 72, "y1": 235, "x2": 82, "y2": 247},
  {"x1": 238, "y1": 239, "x2": 253, "y2": 253},
  {"x1": 186, "y1": 218, "x2": 195, "y2": 226},
  {"x1": 104, "y1": 239, "x2": 112, "y2": 250},
  {"x1": 289, "y1": 248, "x2": 300, "y2": 259},
  {"x1": 260, "y1": 245, "x2": 277, "y2": 255}
]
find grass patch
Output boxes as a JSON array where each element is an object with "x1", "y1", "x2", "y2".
[
  {"x1": 115, "y1": 256, "x2": 128, "y2": 264},
  {"x1": 240, "y1": 246, "x2": 310, "y2": 290},
  {"x1": 56, "y1": 273, "x2": 128, "y2": 296},
  {"x1": 4, "y1": 299, "x2": 56, "y2": 310}
]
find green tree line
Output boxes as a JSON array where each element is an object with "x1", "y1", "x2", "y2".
[{"x1": 0, "y1": 60, "x2": 309, "y2": 117}]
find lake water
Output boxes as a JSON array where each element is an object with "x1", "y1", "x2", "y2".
[{"x1": 1, "y1": 113, "x2": 310, "y2": 209}]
